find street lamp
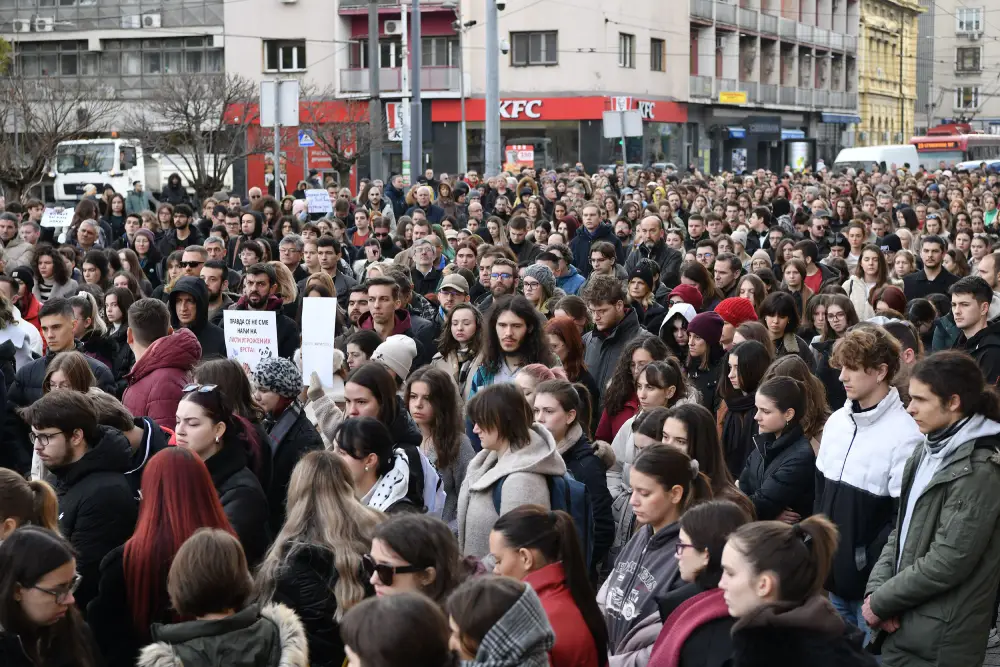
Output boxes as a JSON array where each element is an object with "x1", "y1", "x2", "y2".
[{"x1": 443, "y1": 0, "x2": 476, "y2": 174}]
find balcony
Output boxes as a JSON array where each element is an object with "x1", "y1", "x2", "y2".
[
  {"x1": 340, "y1": 66, "x2": 459, "y2": 94},
  {"x1": 796, "y1": 87, "x2": 813, "y2": 105},
  {"x1": 716, "y1": 2, "x2": 737, "y2": 25},
  {"x1": 714, "y1": 77, "x2": 739, "y2": 96},
  {"x1": 690, "y1": 74, "x2": 713, "y2": 98},
  {"x1": 830, "y1": 90, "x2": 845, "y2": 107},
  {"x1": 779, "y1": 17, "x2": 796, "y2": 38},
  {"x1": 814, "y1": 89, "x2": 829, "y2": 106},
  {"x1": 691, "y1": 0, "x2": 714, "y2": 20},
  {"x1": 759, "y1": 83, "x2": 777, "y2": 103},
  {"x1": 739, "y1": 7, "x2": 758, "y2": 30},
  {"x1": 796, "y1": 23, "x2": 813, "y2": 42},
  {"x1": 830, "y1": 32, "x2": 844, "y2": 50},
  {"x1": 780, "y1": 85, "x2": 796, "y2": 105},
  {"x1": 845, "y1": 34, "x2": 857, "y2": 52},
  {"x1": 760, "y1": 12, "x2": 778, "y2": 35},
  {"x1": 814, "y1": 27, "x2": 830, "y2": 47},
  {"x1": 847, "y1": 92, "x2": 858, "y2": 108},
  {"x1": 738, "y1": 80, "x2": 758, "y2": 102}
]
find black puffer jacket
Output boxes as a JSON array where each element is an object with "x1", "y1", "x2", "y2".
[
  {"x1": 205, "y1": 440, "x2": 270, "y2": 568},
  {"x1": 9, "y1": 341, "x2": 115, "y2": 407},
  {"x1": 109, "y1": 324, "x2": 136, "y2": 396},
  {"x1": 738, "y1": 423, "x2": 815, "y2": 521},
  {"x1": 264, "y1": 402, "x2": 324, "y2": 533},
  {"x1": 560, "y1": 428, "x2": 615, "y2": 567},
  {"x1": 168, "y1": 276, "x2": 228, "y2": 359},
  {"x1": 80, "y1": 329, "x2": 121, "y2": 381},
  {"x1": 269, "y1": 544, "x2": 371, "y2": 667},
  {"x1": 687, "y1": 351, "x2": 724, "y2": 414},
  {"x1": 50, "y1": 426, "x2": 139, "y2": 612},
  {"x1": 812, "y1": 339, "x2": 847, "y2": 410}
]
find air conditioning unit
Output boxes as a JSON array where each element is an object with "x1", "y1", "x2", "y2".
[
  {"x1": 12, "y1": 18, "x2": 31, "y2": 33},
  {"x1": 121, "y1": 14, "x2": 141, "y2": 29},
  {"x1": 385, "y1": 19, "x2": 403, "y2": 35},
  {"x1": 716, "y1": 35, "x2": 727, "y2": 50},
  {"x1": 142, "y1": 13, "x2": 162, "y2": 28},
  {"x1": 968, "y1": 31, "x2": 982, "y2": 40},
  {"x1": 34, "y1": 17, "x2": 54, "y2": 32}
]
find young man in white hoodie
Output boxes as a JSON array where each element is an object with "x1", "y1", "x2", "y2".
[{"x1": 815, "y1": 326, "x2": 922, "y2": 642}]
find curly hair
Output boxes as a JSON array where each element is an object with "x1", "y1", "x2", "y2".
[
  {"x1": 829, "y1": 326, "x2": 901, "y2": 380},
  {"x1": 602, "y1": 336, "x2": 670, "y2": 417},
  {"x1": 480, "y1": 295, "x2": 555, "y2": 374}
]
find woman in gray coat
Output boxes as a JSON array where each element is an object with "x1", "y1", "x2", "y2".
[{"x1": 32, "y1": 243, "x2": 79, "y2": 304}]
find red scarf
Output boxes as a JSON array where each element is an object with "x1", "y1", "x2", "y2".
[{"x1": 649, "y1": 588, "x2": 730, "y2": 667}]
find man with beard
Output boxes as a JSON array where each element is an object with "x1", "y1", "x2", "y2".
[
  {"x1": 201, "y1": 260, "x2": 234, "y2": 326},
  {"x1": 582, "y1": 276, "x2": 649, "y2": 403},
  {"x1": 232, "y1": 263, "x2": 299, "y2": 358},
  {"x1": 624, "y1": 215, "x2": 682, "y2": 288},
  {"x1": 713, "y1": 253, "x2": 742, "y2": 300},
  {"x1": 158, "y1": 203, "x2": 204, "y2": 258},
  {"x1": 492, "y1": 195, "x2": 512, "y2": 222},
  {"x1": 475, "y1": 257, "x2": 518, "y2": 313},
  {"x1": 278, "y1": 234, "x2": 309, "y2": 282},
  {"x1": 168, "y1": 275, "x2": 227, "y2": 359}
]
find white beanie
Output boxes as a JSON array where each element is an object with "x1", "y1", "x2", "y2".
[{"x1": 371, "y1": 334, "x2": 418, "y2": 381}]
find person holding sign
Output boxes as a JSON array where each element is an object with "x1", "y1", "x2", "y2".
[{"x1": 232, "y1": 264, "x2": 299, "y2": 360}]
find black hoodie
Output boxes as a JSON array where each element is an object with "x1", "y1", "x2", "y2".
[
  {"x1": 161, "y1": 172, "x2": 188, "y2": 206},
  {"x1": 50, "y1": 425, "x2": 138, "y2": 610},
  {"x1": 169, "y1": 276, "x2": 228, "y2": 359},
  {"x1": 955, "y1": 318, "x2": 1000, "y2": 385}
]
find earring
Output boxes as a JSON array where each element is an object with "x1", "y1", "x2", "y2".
[
  {"x1": 365, "y1": 466, "x2": 369, "y2": 472},
  {"x1": 215, "y1": 436, "x2": 221, "y2": 444}
]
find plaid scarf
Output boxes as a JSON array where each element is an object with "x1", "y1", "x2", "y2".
[{"x1": 463, "y1": 586, "x2": 555, "y2": 667}]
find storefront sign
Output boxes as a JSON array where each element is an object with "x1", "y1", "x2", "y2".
[
  {"x1": 504, "y1": 144, "x2": 535, "y2": 172},
  {"x1": 431, "y1": 97, "x2": 687, "y2": 124},
  {"x1": 637, "y1": 101, "x2": 656, "y2": 119},
  {"x1": 746, "y1": 116, "x2": 782, "y2": 140},
  {"x1": 719, "y1": 91, "x2": 748, "y2": 105},
  {"x1": 499, "y1": 100, "x2": 543, "y2": 119}
]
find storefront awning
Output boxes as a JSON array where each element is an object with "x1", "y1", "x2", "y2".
[
  {"x1": 781, "y1": 129, "x2": 806, "y2": 140},
  {"x1": 821, "y1": 113, "x2": 861, "y2": 124},
  {"x1": 727, "y1": 127, "x2": 747, "y2": 139}
]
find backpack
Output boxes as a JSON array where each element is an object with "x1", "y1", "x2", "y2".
[{"x1": 492, "y1": 471, "x2": 595, "y2": 568}]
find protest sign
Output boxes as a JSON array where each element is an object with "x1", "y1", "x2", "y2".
[
  {"x1": 41, "y1": 208, "x2": 73, "y2": 228},
  {"x1": 223, "y1": 311, "x2": 278, "y2": 371},
  {"x1": 301, "y1": 297, "x2": 337, "y2": 387},
  {"x1": 305, "y1": 189, "x2": 333, "y2": 214}
]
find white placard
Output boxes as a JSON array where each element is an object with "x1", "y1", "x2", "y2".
[
  {"x1": 301, "y1": 297, "x2": 337, "y2": 387},
  {"x1": 305, "y1": 189, "x2": 333, "y2": 214},
  {"x1": 223, "y1": 311, "x2": 278, "y2": 371},
  {"x1": 41, "y1": 208, "x2": 73, "y2": 228}
]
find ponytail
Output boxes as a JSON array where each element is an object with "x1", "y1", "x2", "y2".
[
  {"x1": 29, "y1": 480, "x2": 60, "y2": 533},
  {"x1": 633, "y1": 444, "x2": 713, "y2": 509},
  {"x1": 756, "y1": 376, "x2": 806, "y2": 427},
  {"x1": 0, "y1": 468, "x2": 59, "y2": 532},
  {"x1": 493, "y1": 506, "x2": 608, "y2": 665},
  {"x1": 534, "y1": 379, "x2": 594, "y2": 440},
  {"x1": 728, "y1": 514, "x2": 839, "y2": 604}
]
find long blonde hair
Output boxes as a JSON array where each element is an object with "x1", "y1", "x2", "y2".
[
  {"x1": 255, "y1": 451, "x2": 384, "y2": 618},
  {"x1": 268, "y1": 260, "x2": 299, "y2": 304}
]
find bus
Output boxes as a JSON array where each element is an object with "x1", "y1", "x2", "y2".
[{"x1": 910, "y1": 123, "x2": 1000, "y2": 169}]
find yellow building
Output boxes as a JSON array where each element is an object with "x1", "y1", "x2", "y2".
[{"x1": 857, "y1": 0, "x2": 924, "y2": 146}]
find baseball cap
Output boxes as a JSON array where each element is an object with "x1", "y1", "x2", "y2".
[
  {"x1": 438, "y1": 274, "x2": 469, "y2": 294},
  {"x1": 9, "y1": 266, "x2": 34, "y2": 292}
]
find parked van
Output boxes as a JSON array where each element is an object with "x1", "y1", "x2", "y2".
[{"x1": 833, "y1": 145, "x2": 919, "y2": 174}]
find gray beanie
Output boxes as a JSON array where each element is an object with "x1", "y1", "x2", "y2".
[
  {"x1": 522, "y1": 263, "x2": 555, "y2": 296},
  {"x1": 253, "y1": 357, "x2": 302, "y2": 399}
]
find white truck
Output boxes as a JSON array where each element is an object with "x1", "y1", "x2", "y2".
[{"x1": 52, "y1": 138, "x2": 233, "y2": 203}]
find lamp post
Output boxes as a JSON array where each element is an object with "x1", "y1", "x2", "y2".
[{"x1": 443, "y1": 0, "x2": 476, "y2": 174}]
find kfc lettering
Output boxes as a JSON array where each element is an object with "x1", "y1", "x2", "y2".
[
  {"x1": 500, "y1": 99, "x2": 542, "y2": 119},
  {"x1": 638, "y1": 101, "x2": 656, "y2": 120}
]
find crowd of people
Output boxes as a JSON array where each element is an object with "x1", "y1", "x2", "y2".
[{"x1": 1, "y1": 160, "x2": 1000, "y2": 667}]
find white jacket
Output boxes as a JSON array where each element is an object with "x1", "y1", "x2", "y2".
[{"x1": 842, "y1": 276, "x2": 875, "y2": 321}]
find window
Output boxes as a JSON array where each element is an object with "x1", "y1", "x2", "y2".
[
  {"x1": 422, "y1": 37, "x2": 459, "y2": 67},
  {"x1": 263, "y1": 40, "x2": 306, "y2": 73},
  {"x1": 650, "y1": 37, "x2": 665, "y2": 71},
  {"x1": 15, "y1": 38, "x2": 223, "y2": 79},
  {"x1": 619, "y1": 33, "x2": 635, "y2": 69},
  {"x1": 956, "y1": 85, "x2": 980, "y2": 109},
  {"x1": 956, "y1": 46, "x2": 981, "y2": 72},
  {"x1": 956, "y1": 7, "x2": 983, "y2": 33},
  {"x1": 510, "y1": 31, "x2": 557, "y2": 66}
]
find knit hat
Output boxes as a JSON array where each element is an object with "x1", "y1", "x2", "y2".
[
  {"x1": 134, "y1": 228, "x2": 156, "y2": 245},
  {"x1": 628, "y1": 264, "x2": 655, "y2": 290},
  {"x1": 522, "y1": 263, "x2": 556, "y2": 295},
  {"x1": 730, "y1": 229, "x2": 748, "y2": 248},
  {"x1": 253, "y1": 357, "x2": 302, "y2": 399},
  {"x1": 668, "y1": 284, "x2": 703, "y2": 311},
  {"x1": 751, "y1": 249, "x2": 771, "y2": 267},
  {"x1": 371, "y1": 334, "x2": 418, "y2": 380},
  {"x1": 687, "y1": 311, "x2": 724, "y2": 347},
  {"x1": 715, "y1": 297, "x2": 757, "y2": 327}
]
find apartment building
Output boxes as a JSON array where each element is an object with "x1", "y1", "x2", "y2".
[
  {"x1": 855, "y1": 0, "x2": 923, "y2": 146},
  {"x1": 687, "y1": 0, "x2": 862, "y2": 171},
  {"x1": 917, "y1": 2, "x2": 1000, "y2": 133}
]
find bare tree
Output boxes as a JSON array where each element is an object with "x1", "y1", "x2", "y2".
[
  {"x1": 123, "y1": 73, "x2": 270, "y2": 201},
  {"x1": 300, "y1": 85, "x2": 376, "y2": 181},
  {"x1": 0, "y1": 74, "x2": 116, "y2": 202}
]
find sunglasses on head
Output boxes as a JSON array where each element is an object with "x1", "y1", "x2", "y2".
[
  {"x1": 362, "y1": 554, "x2": 425, "y2": 586},
  {"x1": 183, "y1": 383, "x2": 218, "y2": 394}
]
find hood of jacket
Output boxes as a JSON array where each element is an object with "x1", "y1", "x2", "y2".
[
  {"x1": 960, "y1": 318, "x2": 1000, "y2": 355},
  {"x1": 472, "y1": 584, "x2": 554, "y2": 667},
  {"x1": 141, "y1": 603, "x2": 308, "y2": 667},
  {"x1": 234, "y1": 294, "x2": 284, "y2": 313},
  {"x1": 361, "y1": 447, "x2": 413, "y2": 512},
  {"x1": 127, "y1": 327, "x2": 202, "y2": 384},
  {"x1": 469, "y1": 425, "x2": 567, "y2": 492},
  {"x1": 169, "y1": 276, "x2": 210, "y2": 331},
  {"x1": 357, "y1": 308, "x2": 413, "y2": 336},
  {"x1": 577, "y1": 222, "x2": 616, "y2": 243},
  {"x1": 658, "y1": 302, "x2": 697, "y2": 337},
  {"x1": 50, "y1": 425, "x2": 132, "y2": 488},
  {"x1": 922, "y1": 413, "x2": 1000, "y2": 463},
  {"x1": 733, "y1": 596, "x2": 846, "y2": 637}
]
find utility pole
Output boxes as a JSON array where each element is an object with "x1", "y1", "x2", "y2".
[
  {"x1": 899, "y1": 29, "x2": 904, "y2": 142},
  {"x1": 409, "y1": 0, "x2": 422, "y2": 179},
  {"x1": 485, "y1": 0, "x2": 500, "y2": 177},
  {"x1": 273, "y1": 84, "x2": 283, "y2": 199},
  {"x1": 401, "y1": 0, "x2": 410, "y2": 185},
  {"x1": 368, "y1": 0, "x2": 382, "y2": 179},
  {"x1": 457, "y1": 3, "x2": 468, "y2": 174}
]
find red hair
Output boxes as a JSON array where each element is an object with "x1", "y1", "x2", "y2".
[
  {"x1": 545, "y1": 316, "x2": 587, "y2": 381},
  {"x1": 123, "y1": 447, "x2": 235, "y2": 635}
]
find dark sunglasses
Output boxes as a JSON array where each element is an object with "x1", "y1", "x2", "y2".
[
  {"x1": 182, "y1": 383, "x2": 218, "y2": 394},
  {"x1": 179, "y1": 260, "x2": 204, "y2": 268},
  {"x1": 362, "y1": 554, "x2": 425, "y2": 586}
]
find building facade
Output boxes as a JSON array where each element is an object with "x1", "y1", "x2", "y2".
[{"x1": 856, "y1": 0, "x2": 923, "y2": 146}]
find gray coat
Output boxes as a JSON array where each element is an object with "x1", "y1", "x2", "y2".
[
  {"x1": 583, "y1": 308, "x2": 650, "y2": 405},
  {"x1": 32, "y1": 277, "x2": 79, "y2": 304}
]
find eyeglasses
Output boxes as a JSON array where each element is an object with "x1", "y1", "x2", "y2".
[
  {"x1": 374, "y1": 232, "x2": 390, "y2": 238},
  {"x1": 675, "y1": 543, "x2": 698, "y2": 557},
  {"x1": 522, "y1": 279, "x2": 540, "y2": 289},
  {"x1": 828, "y1": 311, "x2": 847, "y2": 321},
  {"x1": 362, "y1": 554, "x2": 425, "y2": 586},
  {"x1": 491, "y1": 272, "x2": 513, "y2": 281},
  {"x1": 29, "y1": 430, "x2": 66, "y2": 447},
  {"x1": 179, "y1": 260, "x2": 204, "y2": 269},
  {"x1": 32, "y1": 573, "x2": 82, "y2": 604},
  {"x1": 182, "y1": 383, "x2": 218, "y2": 394}
]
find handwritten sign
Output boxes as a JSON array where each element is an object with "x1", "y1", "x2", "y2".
[
  {"x1": 223, "y1": 311, "x2": 278, "y2": 371},
  {"x1": 301, "y1": 297, "x2": 337, "y2": 387},
  {"x1": 41, "y1": 208, "x2": 73, "y2": 228},
  {"x1": 305, "y1": 189, "x2": 333, "y2": 214}
]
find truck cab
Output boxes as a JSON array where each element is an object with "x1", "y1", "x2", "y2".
[{"x1": 53, "y1": 139, "x2": 146, "y2": 203}]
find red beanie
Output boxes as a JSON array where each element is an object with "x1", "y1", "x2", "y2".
[
  {"x1": 687, "y1": 312, "x2": 725, "y2": 347},
  {"x1": 714, "y1": 297, "x2": 758, "y2": 327},
  {"x1": 668, "y1": 284, "x2": 703, "y2": 311}
]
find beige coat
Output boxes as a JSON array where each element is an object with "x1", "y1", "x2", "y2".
[{"x1": 457, "y1": 424, "x2": 567, "y2": 558}]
